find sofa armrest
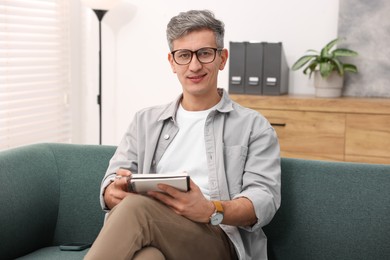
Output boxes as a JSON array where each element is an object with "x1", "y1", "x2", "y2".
[
  {"x1": 0, "y1": 143, "x2": 116, "y2": 259},
  {"x1": 0, "y1": 144, "x2": 59, "y2": 259}
]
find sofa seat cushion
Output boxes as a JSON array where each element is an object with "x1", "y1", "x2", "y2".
[{"x1": 16, "y1": 246, "x2": 89, "y2": 260}]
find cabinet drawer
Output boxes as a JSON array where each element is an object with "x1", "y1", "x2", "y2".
[
  {"x1": 259, "y1": 109, "x2": 346, "y2": 161},
  {"x1": 346, "y1": 114, "x2": 390, "y2": 160}
]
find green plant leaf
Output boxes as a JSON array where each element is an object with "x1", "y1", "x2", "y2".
[
  {"x1": 332, "y1": 58, "x2": 344, "y2": 76},
  {"x1": 304, "y1": 61, "x2": 318, "y2": 78},
  {"x1": 303, "y1": 60, "x2": 318, "y2": 72},
  {"x1": 333, "y1": 48, "x2": 358, "y2": 57},
  {"x1": 320, "y1": 38, "x2": 340, "y2": 59},
  {"x1": 320, "y1": 46, "x2": 332, "y2": 59},
  {"x1": 343, "y1": 64, "x2": 358, "y2": 73},
  {"x1": 319, "y1": 62, "x2": 333, "y2": 78},
  {"x1": 291, "y1": 55, "x2": 317, "y2": 70},
  {"x1": 325, "y1": 38, "x2": 341, "y2": 51},
  {"x1": 306, "y1": 49, "x2": 319, "y2": 54}
]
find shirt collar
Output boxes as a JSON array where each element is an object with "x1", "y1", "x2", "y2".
[{"x1": 158, "y1": 88, "x2": 234, "y2": 122}]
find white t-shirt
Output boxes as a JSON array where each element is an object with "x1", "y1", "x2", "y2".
[{"x1": 156, "y1": 104, "x2": 216, "y2": 199}]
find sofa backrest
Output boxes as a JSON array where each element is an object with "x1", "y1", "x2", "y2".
[
  {"x1": 264, "y1": 158, "x2": 390, "y2": 260},
  {"x1": 0, "y1": 143, "x2": 116, "y2": 259}
]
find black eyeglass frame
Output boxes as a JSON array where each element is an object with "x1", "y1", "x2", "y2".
[{"x1": 171, "y1": 47, "x2": 223, "y2": 65}]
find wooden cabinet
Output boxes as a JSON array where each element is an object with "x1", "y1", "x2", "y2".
[
  {"x1": 345, "y1": 114, "x2": 390, "y2": 164},
  {"x1": 230, "y1": 94, "x2": 390, "y2": 164}
]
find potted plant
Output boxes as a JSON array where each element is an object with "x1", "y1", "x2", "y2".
[{"x1": 291, "y1": 38, "x2": 358, "y2": 98}]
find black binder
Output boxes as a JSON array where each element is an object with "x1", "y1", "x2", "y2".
[
  {"x1": 244, "y1": 42, "x2": 264, "y2": 95},
  {"x1": 262, "y1": 42, "x2": 289, "y2": 95},
  {"x1": 228, "y1": 42, "x2": 246, "y2": 94}
]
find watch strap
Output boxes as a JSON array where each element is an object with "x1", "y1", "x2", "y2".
[{"x1": 212, "y1": 200, "x2": 223, "y2": 213}]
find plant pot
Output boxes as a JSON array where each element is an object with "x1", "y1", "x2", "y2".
[{"x1": 314, "y1": 71, "x2": 344, "y2": 98}]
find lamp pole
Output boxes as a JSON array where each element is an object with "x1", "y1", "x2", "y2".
[
  {"x1": 81, "y1": 0, "x2": 120, "y2": 144},
  {"x1": 93, "y1": 10, "x2": 107, "y2": 145}
]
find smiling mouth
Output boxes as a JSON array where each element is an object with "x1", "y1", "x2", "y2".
[{"x1": 187, "y1": 73, "x2": 207, "y2": 81}]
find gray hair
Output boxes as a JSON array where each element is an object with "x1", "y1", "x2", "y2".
[{"x1": 166, "y1": 10, "x2": 225, "y2": 51}]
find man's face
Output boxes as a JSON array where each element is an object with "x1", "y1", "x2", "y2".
[{"x1": 168, "y1": 29, "x2": 228, "y2": 98}]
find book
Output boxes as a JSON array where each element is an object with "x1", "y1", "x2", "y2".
[{"x1": 128, "y1": 172, "x2": 190, "y2": 193}]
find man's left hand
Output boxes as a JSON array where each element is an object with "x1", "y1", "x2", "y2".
[{"x1": 147, "y1": 179, "x2": 214, "y2": 223}]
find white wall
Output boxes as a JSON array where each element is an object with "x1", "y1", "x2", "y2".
[{"x1": 78, "y1": 0, "x2": 340, "y2": 145}]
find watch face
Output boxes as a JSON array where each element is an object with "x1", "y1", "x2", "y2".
[{"x1": 210, "y1": 213, "x2": 224, "y2": 225}]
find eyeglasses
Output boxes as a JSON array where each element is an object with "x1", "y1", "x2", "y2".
[{"x1": 171, "y1": 47, "x2": 222, "y2": 65}]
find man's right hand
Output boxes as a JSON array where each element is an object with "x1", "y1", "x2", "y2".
[{"x1": 103, "y1": 169, "x2": 132, "y2": 209}]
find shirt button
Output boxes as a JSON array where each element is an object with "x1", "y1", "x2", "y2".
[{"x1": 164, "y1": 134, "x2": 170, "y2": 140}]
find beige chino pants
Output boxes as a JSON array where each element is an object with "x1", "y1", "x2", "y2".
[{"x1": 85, "y1": 194, "x2": 237, "y2": 260}]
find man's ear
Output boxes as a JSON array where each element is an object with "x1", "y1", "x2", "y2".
[
  {"x1": 219, "y1": 49, "x2": 229, "y2": 70},
  {"x1": 168, "y1": 53, "x2": 177, "y2": 73}
]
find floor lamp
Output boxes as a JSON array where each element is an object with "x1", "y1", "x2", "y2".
[{"x1": 81, "y1": 0, "x2": 120, "y2": 144}]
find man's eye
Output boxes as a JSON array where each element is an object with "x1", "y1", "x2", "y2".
[
  {"x1": 198, "y1": 50, "x2": 213, "y2": 57},
  {"x1": 177, "y1": 52, "x2": 191, "y2": 59}
]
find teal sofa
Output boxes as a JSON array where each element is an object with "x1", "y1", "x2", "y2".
[{"x1": 0, "y1": 143, "x2": 389, "y2": 259}]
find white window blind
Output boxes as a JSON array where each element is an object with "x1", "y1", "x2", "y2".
[{"x1": 0, "y1": 0, "x2": 71, "y2": 150}]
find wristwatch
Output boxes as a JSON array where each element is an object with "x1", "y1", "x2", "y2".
[{"x1": 210, "y1": 201, "x2": 224, "y2": 225}]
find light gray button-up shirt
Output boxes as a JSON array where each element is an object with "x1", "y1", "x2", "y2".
[{"x1": 100, "y1": 89, "x2": 281, "y2": 260}]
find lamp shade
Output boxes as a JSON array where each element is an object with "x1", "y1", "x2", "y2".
[{"x1": 81, "y1": 0, "x2": 121, "y2": 10}]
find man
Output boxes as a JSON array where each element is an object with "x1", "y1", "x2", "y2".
[{"x1": 85, "y1": 10, "x2": 281, "y2": 260}]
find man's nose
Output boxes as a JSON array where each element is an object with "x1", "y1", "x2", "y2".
[{"x1": 188, "y1": 53, "x2": 203, "y2": 71}]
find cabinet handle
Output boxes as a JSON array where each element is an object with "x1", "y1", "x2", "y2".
[{"x1": 271, "y1": 123, "x2": 286, "y2": 127}]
